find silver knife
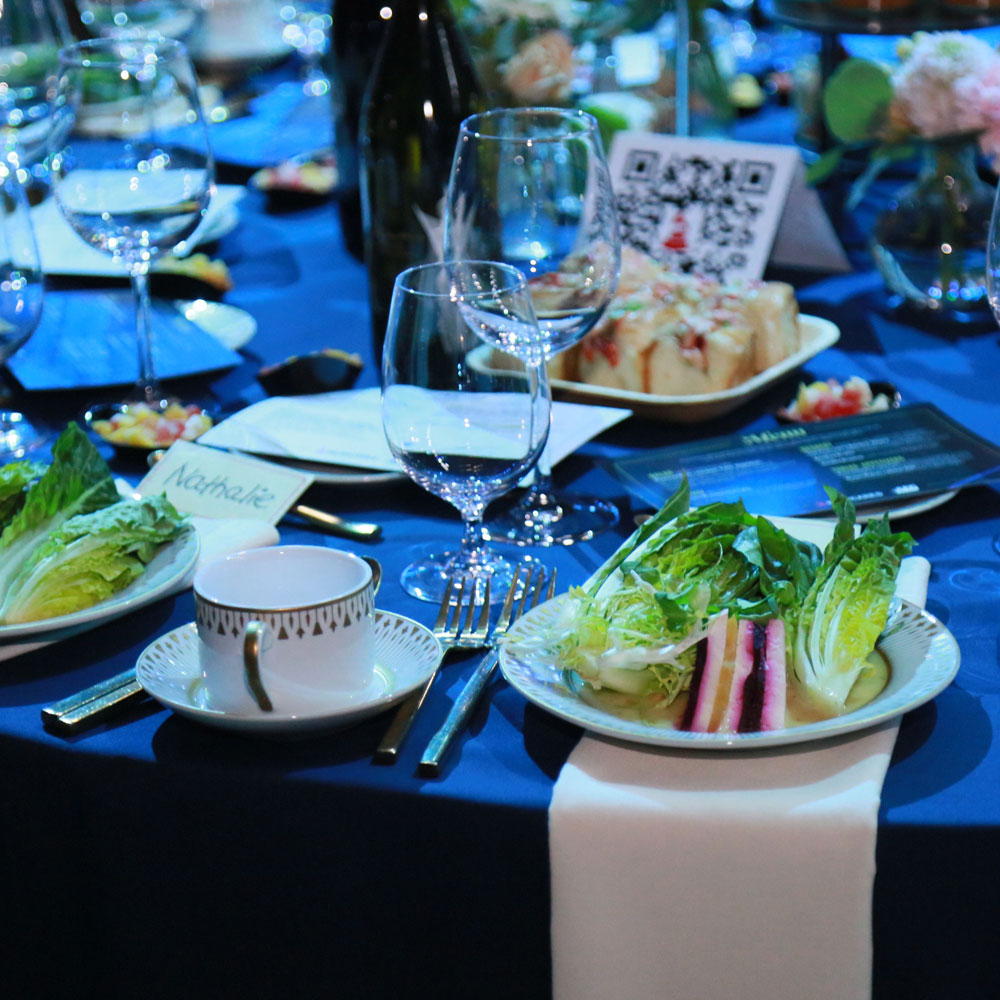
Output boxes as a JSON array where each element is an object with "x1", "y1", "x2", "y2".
[{"x1": 418, "y1": 650, "x2": 499, "y2": 777}]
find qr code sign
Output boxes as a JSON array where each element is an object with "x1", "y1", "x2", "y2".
[{"x1": 608, "y1": 134, "x2": 798, "y2": 283}]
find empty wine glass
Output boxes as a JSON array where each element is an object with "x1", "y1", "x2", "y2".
[
  {"x1": 0, "y1": 0, "x2": 72, "y2": 176},
  {"x1": 444, "y1": 107, "x2": 622, "y2": 547},
  {"x1": 75, "y1": 1, "x2": 205, "y2": 40},
  {"x1": 0, "y1": 163, "x2": 46, "y2": 457},
  {"x1": 49, "y1": 36, "x2": 214, "y2": 408},
  {"x1": 381, "y1": 261, "x2": 550, "y2": 603}
]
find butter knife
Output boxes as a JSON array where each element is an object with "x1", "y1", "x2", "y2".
[{"x1": 42, "y1": 668, "x2": 146, "y2": 731}]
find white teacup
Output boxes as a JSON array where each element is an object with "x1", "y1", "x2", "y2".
[{"x1": 193, "y1": 546, "x2": 377, "y2": 715}]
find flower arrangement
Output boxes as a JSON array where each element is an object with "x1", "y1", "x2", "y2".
[
  {"x1": 810, "y1": 31, "x2": 1000, "y2": 315},
  {"x1": 809, "y1": 31, "x2": 1000, "y2": 195},
  {"x1": 449, "y1": 0, "x2": 665, "y2": 107}
]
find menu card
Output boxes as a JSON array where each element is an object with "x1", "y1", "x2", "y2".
[{"x1": 606, "y1": 403, "x2": 1000, "y2": 516}]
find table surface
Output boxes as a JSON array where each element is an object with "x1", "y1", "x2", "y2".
[{"x1": 2, "y1": 91, "x2": 1000, "y2": 1000}]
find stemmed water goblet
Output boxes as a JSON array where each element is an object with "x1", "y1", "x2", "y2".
[
  {"x1": 49, "y1": 36, "x2": 214, "y2": 410},
  {"x1": 444, "y1": 107, "x2": 622, "y2": 547},
  {"x1": 381, "y1": 260, "x2": 550, "y2": 603},
  {"x1": 0, "y1": 164, "x2": 46, "y2": 458},
  {"x1": 0, "y1": 0, "x2": 72, "y2": 178}
]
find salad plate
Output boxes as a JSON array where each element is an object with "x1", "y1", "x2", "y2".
[
  {"x1": 548, "y1": 315, "x2": 839, "y2": 422},
  {"x1": 0, "y1": 526, "x2": 199, "y2": 645},
  {"x1": 136, "y1": 612, "x2": 441, "y2": 735},
  {"x1": 499, "y1": 596, "x2": 959, "y2": 749}
]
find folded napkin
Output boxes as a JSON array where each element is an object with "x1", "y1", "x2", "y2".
[
  {"x1": 181, "y1": 516, "x2": 280, "y2": 587},
  {"x1": 199, "y1": 387, "x2": 631, "y2": 474},
  {"x1": 550, "y1": 555, "x2": 931, "y2": 1000}
]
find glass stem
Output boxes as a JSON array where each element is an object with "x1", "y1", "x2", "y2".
[
  {"x1": 521, "y1": 362, "x2": 560, "y2": 515},
  {"x1": 130, "y1": 266, "x2": 159, "y2": 405},
  {"x1": 461, "y1": 511, "x2": 490, "y2": 566}
]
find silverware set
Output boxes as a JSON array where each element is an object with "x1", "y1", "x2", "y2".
[
  {"x1": 41, "y1": 562, "x2": 557, "y2": 771},
  {"x1": 373, "y1": 564, "x2": 555, "y2": 771}
]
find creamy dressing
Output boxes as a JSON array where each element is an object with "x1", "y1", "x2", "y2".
[{"x1": 576, "y1": 649, "x2": 891, "y2": 733}]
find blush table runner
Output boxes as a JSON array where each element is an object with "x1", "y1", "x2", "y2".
[{"x1": 549, "y1": 555, "x2": 931, "y2": 1000}]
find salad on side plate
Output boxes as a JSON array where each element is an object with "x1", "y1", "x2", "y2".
[
  {"x1": 0, "y1": 423, "x2": 188, "y2": 625},
  {"x1": 517, "y1": 478, "x2": 914, "y2": 733}
]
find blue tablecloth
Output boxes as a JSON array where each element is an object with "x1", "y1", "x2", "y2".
[{"x1": 2, "y1": 118, "x2": 999, "y2": 999}]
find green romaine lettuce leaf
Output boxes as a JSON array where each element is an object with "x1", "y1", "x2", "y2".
[
  {"x1": 790, "y1": 493, "x2": 914, "y2": 712},
  {"x1": 0, "y1": 423, "x2": 121, "y2": 607},
  {"x1": 0, "y1": 460, "x2": 45, "y2": 530},
  {"x1": 0, "y1": 494, "x2": 187, "y2": 624}
]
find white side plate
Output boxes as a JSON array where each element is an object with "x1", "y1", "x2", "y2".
[{"x1": 0, "y1": 527, "x2": 199, "y2": 647}]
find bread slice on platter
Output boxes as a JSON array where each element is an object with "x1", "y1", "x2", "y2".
[{"x1": 541, "y1": 247, "x2": 801, "y2": 397}]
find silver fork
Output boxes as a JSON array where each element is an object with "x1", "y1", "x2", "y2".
[
  {"x1": 418, "y1": 564, "x2": 556, "y2": 777},
  {"x1": 372, "y1": 574, "x2": 491, "y2": 764}
]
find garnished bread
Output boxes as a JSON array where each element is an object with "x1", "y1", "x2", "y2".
[{"x1": 551, "y1": 248, "x2": 800, "y2": 395}]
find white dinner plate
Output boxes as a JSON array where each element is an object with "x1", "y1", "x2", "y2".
[
  {"x1": 549, "y1": 315, "x2": 840, "y2": 423},
  {"x1": 136, "y1": 611, "x2": 442, "y2": 735},
  {"x1": 499, "y1": 595, "x2": 960, "y2": 750},
  {"x1": 0, "y1": 527, "x2": 199, "y2": 644},
  {"x1": 242, "y1": 454, "x2": 407, "y2": 488},
  {"x1": 189, "y1": 33, "x2": 292, "y2": 76},
  {"x1": 811, "y1": 489, "x2": 960, "y2": 524}
]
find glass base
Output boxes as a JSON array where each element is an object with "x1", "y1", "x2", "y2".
[
  {"x1": 0, "y1": 412, "x2": 48, "y2": 459},
  {"x1": 483, "y1": 492, "x2": 619, "y2": 547},
  {"x1": 400, "y1": 545, "x2": 545, "y2": 604}
]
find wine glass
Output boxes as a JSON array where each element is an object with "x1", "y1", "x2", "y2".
[
  {"x1": 381, "y1": 260, "x2": 550, "y2": 603},
  {"x1": 0, "y1": 0, "x2": 72, "y2": 176},
  {"x1": 0, "y1": 163, "x2": 46, "y2": 458},
  {"x1": 49, "y1": 36, "x2": 214, "y2": 408},
  {"x1": 279, "y1": 1, "x2": 332, "y2": 98},
  {"x1": 444, "y1": 107, "x2": 622, "y2": 547},
  {"x1": 75, "y1": 1, "x2": 205, "y2": 41}
]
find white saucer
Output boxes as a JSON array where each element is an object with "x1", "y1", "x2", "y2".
[{"x1": 136, "y1": 612, "x2": 441, "y2": 735}]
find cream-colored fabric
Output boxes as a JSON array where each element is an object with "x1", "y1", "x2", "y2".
[{"x1": 550, "y1": 556, "x2": 930, "y2": 1000}]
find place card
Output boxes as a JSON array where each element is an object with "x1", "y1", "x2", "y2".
[
  {"x1": 605, "y1": 403, "x2": 1000, "y2": 517},
  {"x1": 606, "y1": 132, "x2": 849, "y2": 283},
  {"x1": 136, "y1": 440, "x2": 314, "y2": 524}
]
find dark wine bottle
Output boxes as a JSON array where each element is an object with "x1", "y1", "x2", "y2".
[
  {"x1": 359, "y1": 0, "x2": 482, "y2": 360},
  {"x1": 330, "y1": 0, "x2": 386, "y2": 261}
]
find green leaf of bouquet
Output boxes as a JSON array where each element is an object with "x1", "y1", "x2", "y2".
[
  {"x1": 805, "y1": 147, "x2": 845, "y2": 186},
  {"x1": 845, "y1": 147, "x2": 898, "y2": 211},
  {"x1": 823, "y1": 59, "x2": 893, "y2": 143}
]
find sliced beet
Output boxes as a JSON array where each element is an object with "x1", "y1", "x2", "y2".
[
  {"x1": 678, "y1": 611, "x2": 729, "y2": 732},
  {"x1": 722, "y1": 619, "x2": 787, "y2": 733}
]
